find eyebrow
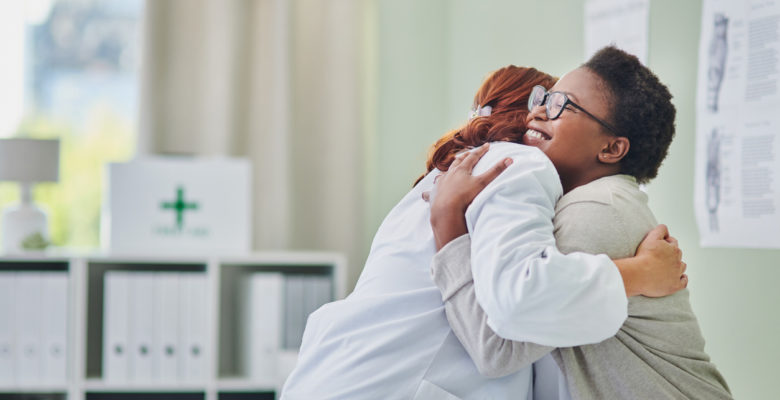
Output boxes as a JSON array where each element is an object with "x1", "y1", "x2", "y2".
[{"x1": 558, "y1": 90, "x2": 580, "y2": 102}]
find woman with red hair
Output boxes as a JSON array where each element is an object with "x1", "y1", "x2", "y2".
[
  {"x1": 281, "y1": 64, "x2": 684, "y2": 400},
  {"x1": 417, "y1": 65, "x2": 556, "y2": 185}
]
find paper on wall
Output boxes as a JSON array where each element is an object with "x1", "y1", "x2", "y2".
[
  {"x1": 584, "y1": 0, "x2": 649, "y2": 64},
  {"x1": 695, "y1": 0, "x2": 780, "y2": 248}
]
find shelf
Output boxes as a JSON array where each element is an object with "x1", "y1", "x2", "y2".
[
  {"x1": 214, "y1": 378, "x2": 275, "y2": 392},
  {"x1": 82, "y1": 380, "x2": 206, "y2": 392},
  {"x1": 0, "y1": 251, "x2": 345, "y2": 400},
  {"x1": 0, "y1": 384, "x2": 69, "y2": 392}
]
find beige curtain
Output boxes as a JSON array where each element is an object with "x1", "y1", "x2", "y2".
[{"x1": 139, "y1": 0, "x2": 368, "y2": 289}]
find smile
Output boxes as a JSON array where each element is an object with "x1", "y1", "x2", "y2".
[{"x1": 525, "y1": 129, "x2": 551, "y2": 140}]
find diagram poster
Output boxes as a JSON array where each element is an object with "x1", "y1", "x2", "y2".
[
  {"x1": 695, "y1": 0, "x2": 780, "y2": 248},
  {"x1": 584, "y1": 0, "x2": 649, "y2": 64}
]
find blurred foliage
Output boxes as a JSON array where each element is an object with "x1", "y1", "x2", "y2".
[{"x1": 0, "y1": 106, "x2": 135, "y2": 249}]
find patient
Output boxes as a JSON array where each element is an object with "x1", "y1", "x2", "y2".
[
  {"x1": 281, "y1": 62, "x2": 685, "y2": 400},
  {"x1": 428, "y1": 46, "x2": 732, "y2": 399}
]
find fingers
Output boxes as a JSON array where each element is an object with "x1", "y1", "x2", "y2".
[
  {"x1": 645, "y1": 224, "x2": 670, "y2": 241},
  {"x1": 477, "y1": 157, "x2": 513, "y2": 186},
  {"x1": 450, "y1": 154, "x2": 465, "y2": 170},
  {"x1": 456, "y1": 143, "x2": 490, "y2": 173},
  {"x1": 666, "y1": 235, "x2": 679, "y2": 248}
]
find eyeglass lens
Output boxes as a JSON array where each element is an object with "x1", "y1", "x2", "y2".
[
  {"x1": 528, "y1": 86, "x2": 546, "y2": 111},
  {"x1": 528, "y1": 85, "x2": 567, "y2": 120}
]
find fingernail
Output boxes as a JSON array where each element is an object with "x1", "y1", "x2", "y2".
[{"x1": 504, "y1": 158, "x2": 513, "y2": 166}]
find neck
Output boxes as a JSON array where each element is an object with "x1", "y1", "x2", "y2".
[{"x1": 561, "y1": 165, "x2": 621, "y2": 194}]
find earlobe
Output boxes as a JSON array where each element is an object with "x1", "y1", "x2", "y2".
[{"x1": 599, "y1": 137, "x2": 630, "y2": 164}]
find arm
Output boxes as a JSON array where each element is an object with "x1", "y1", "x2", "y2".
[
  {"x1": 431, "y1": 234, "x2": 553, "y2": 378},
  {"x1": 432, "y1": 143, "x2": 625, "y2": 346},
  {"x1": 431, "y1": 143, "x2": 685, "y2": 346}
]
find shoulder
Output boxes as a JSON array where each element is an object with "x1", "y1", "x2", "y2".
[
  {"x1": 473, "y1": 142, "x2": 554, "y2": 175},
  {"x1": 469, "y1": 141, "x2": 563, "y2": 205},
  {"x1": 555, "y1": 175, "x2": 645, "y2": 213},
  {"x1": 553, "y1": 175, "x2": 656, "y2": 258}
]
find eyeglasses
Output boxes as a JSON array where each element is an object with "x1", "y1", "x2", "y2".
[{"x1": 528, "y1": 85, "x2": 617, "y2": 134}]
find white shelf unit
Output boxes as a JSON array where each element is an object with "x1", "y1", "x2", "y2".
[{"x1": 0, "y1": 251, "x2": 347, "y2": 400}]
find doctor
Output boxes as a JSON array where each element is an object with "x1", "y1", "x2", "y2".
[{"x1": 280, "y1": 65, "x2": 685, "y2": 400}]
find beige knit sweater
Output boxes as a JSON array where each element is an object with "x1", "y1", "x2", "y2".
[{"x1": 431, "y1": 174, "x2": 732, "y2": 399}]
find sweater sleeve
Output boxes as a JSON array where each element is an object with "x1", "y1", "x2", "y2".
[{"x1": 432, "y1": 234, "x2": 553, "y2": 378}]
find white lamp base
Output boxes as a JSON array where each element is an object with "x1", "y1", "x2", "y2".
[{"x1": 2, "y1": 202, "x2": 49, "y2": 254}]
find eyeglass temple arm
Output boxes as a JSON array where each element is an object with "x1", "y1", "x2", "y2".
[{"x1": 569, "y1": 102, "x2": 618, "y2": 134}]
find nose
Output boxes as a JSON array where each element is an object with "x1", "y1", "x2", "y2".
[{"x1": 525, "y1": 104, "x2": 548, "y2": 124}]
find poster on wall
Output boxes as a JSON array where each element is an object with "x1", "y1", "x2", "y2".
[
  {"x1": 695, "y1": 0, "x2": 780, "y2": 248},
  {"x1": 584, "y1": 0, "x2": 649, "y2": 64}
]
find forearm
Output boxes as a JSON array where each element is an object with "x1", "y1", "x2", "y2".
[
  {"x1": 432, "y1": 235, "x2": 553, "y2": 378},
  {"x1": 613, "y1": 257, "x2": 643, "y2": 297},
  {"x1": 430, "y1": 202, "x2": 468, "y2": 251}
]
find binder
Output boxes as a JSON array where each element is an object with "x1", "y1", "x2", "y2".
[
  {"x1": 14, "y1": 272, "x2": 42, "y2": 384},
  {"x1": 0, "y1": 272, "x2": 14, "y2": 383},
  {"x1": 154, "y1": 272, "x2": 180, "y2": 382},
  {"x1": 180, "y1": 273, "x2": 207, "y2": 382},
  {"x1": 103, "y1": 271, "x2": 130, "y2": 382},
  {"x1": 241, "y1": 272, "x2": 283, "y2": 380},
  {"x1": 128, "y1": 273, "x2": 155, "y2": 383},
  {"x1": 41, "y1": 272, "x2": 68, "y2": 384},
  {"x1": 283, "y1": 275, "x2": 305, "y2": 350},
  {"x1": 304, "y1": 275, "x2": 332, "y2": 322}
]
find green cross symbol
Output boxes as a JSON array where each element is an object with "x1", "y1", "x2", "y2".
[{"x1": 161, "y1": 187, "x2": 199, "y2": 230}]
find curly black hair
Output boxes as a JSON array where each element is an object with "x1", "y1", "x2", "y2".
[{"x1": 583, "y1": 46, "x2": 676, "y2": 183}]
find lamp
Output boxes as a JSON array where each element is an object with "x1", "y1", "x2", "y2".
[{"x1": 0, "y1": 139, "x2": 60, "y2": 253}]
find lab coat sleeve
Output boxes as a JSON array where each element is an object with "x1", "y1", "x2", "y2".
[
  {"x1": 431, "y1": 234, "x2": 553, "y2": 378},
  {"x1": 464, "y1": 143, "x2": 627, "y2": 347}
]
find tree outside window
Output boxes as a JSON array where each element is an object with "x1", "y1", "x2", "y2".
[{"x1": 0, "y1": 0, "x2": 143, "y2": 250}]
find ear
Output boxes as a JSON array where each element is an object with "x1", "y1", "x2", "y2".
[{"x1": 598, "y1": 137, "x2": 630, "y2": 165}]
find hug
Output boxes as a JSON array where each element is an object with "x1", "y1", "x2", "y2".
[{"x1": 282, "y1": 47, "x2": 731, "y2": 400}]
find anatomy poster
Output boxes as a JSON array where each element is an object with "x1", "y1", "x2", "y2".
[
  {"x1": 695, "y1": 0, "x2": 780, "y2": 247},
  {"x1": 584, "y1": 0, "x2": 649, "y2": 64}
]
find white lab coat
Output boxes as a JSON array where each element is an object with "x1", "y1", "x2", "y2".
[{"x1": 281, "y1": 142, "x2": 627, "y2": 400}]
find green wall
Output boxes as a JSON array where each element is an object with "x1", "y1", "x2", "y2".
[{"x1": 368, "y1": 0, "x2": 779, "y2": 397}]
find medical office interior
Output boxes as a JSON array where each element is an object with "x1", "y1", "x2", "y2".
[{"x1": 0, "y1": 0, "x2": 777, "y2": 399}]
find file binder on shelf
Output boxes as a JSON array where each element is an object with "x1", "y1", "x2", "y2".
[
  {"x1": 180, "y1": 273, "x2": 208, "y2": 382},
  {"x1": 103, "y1": 271, "x2": 130, "y2": 383},
  {"x1": 155, "y1": 272, "x2": 180, "y2": 382},
  {"x1": 240, "y1": 272, "x2": 283, "y2": 381},
  {"x1": 129, "y1": 273, "x2": 155, "y2": 383},
  {"x1": 0, "y1": 272, "x2": 14, "y2": 383},
  {"x1": 15, "y1": 272, "x2": 42, "y2": 384},
  {"x1": 41, "y1": 272, "x2": 68, "y2": 383},
  {"x1": 283, "y1": 275, "x2": 304, "y2": 350}
]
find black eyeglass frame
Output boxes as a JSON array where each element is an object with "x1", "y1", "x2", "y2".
[{"x1": 528, "y1": 85, "x2": 618, "y2": 135}]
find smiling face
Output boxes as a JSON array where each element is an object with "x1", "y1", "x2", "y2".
[{"x1": 523, "y1": 67, "x2": 626, "y2": 193}]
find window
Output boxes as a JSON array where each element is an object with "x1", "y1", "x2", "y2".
[{"x1": 0, "y1": 0, "x2": 144, "y2": 249}]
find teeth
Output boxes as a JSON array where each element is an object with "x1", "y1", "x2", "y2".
[{"x1": 526, "y1": 129, "x2": 548, "y2": 140}]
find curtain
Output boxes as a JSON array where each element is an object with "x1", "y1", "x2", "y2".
[{"x1": 139, "y1": 0, "x2": 368, "y2": 289}]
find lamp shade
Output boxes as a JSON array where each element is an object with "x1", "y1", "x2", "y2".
[{"x1": 0, "y1": 138, "x2": 60, "y2": 182}]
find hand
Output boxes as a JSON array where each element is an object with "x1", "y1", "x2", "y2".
[
  {"x1": 623, "y1": 224, "x2": 688, "y2": 297},
  {"x1": 425, "y1": 143, "x2": 514, "y2": 250}
]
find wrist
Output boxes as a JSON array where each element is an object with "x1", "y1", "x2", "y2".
[
  {"x1": 430, "y1": 207, "x2": 468, "y2": 251},
  {"x1": 614, "y1": 257, "x2": 644, "y2": 297}
]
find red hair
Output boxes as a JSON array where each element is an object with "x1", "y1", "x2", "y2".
[{"x1": 415, "y1": 66, "x2": 557, "y2": 185}]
